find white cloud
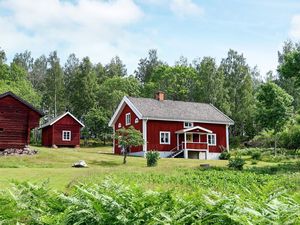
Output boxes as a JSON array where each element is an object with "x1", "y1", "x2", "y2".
[
  {"x1": 169, "y1": 0, "x2": 203, "y2": 18},
  {"x1": 290, "y1": 14, "x2": 300, "y2": 39},
  {"x1": 0, "y1": 0, "x2": 149, "y2": 70}
]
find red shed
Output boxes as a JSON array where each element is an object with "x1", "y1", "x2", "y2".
[
  {"x1": 109, "y1": 92, "x2": 234, "y2": 160},
  {"x1": 40, "y1": 112, "x2": 84, "y2": 148},
  {"x1": 0, "y1": 91, "x2": 44, "y2": 150}
]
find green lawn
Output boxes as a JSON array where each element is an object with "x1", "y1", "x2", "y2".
[{"x1": 0, "y1": 146, "x2": 297, "y2": 192}]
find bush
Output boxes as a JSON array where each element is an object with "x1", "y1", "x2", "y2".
[
  {"x1": 146, "y1": 150, "x2": 160, "y2": 167},
  {"x1": 219, "y1": 151, "x2": 231, "y2": 160},
  {"x1": 228, "y1": 156, "x2": 246, "y2": 170},
  {"x1": 251, "y1": 151, "x2": 262, "y2": 160}
]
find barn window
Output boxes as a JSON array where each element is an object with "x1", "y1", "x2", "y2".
[
  {"x1": 160, "y1": 131, "x2": 170, "y2": 144},
  {"x1": 125, "y1": 113, "x2": 131, "y2": 125},
  {"x1": 184, "y1": 122, "x2": 193, "y2": 128},
  {"x1": 208, "y1": 134, "x2": 216, "y2": 146},
  {"x1": 62, "y1": 130, "x2": 71, "y2": 141}
]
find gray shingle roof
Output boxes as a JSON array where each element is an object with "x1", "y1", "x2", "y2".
[{"x1": 127, "y1": 97, "x2": 234, "y2": 124}]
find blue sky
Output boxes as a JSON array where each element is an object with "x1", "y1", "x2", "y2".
[{"x1": 0, "y1": 0, "x2": 300, "y2": 76}]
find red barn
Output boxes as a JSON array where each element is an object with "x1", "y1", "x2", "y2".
[
  {"x1": 109, "y1": 92, "x2": 234, "y2": 160},
  {"x1": 0, "y1": 91, "x2": 44, "y2": 150},
  {"x1": 40, "y1": 112, "x2": 84, "y2": 148}
]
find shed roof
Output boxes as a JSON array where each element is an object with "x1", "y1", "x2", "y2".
[
  {"x1": 0, "y1": 91, "x2": 44, "y2": 116},
  {"x1": 39, "y1": 112, "x2": 85, "y2": 129}
]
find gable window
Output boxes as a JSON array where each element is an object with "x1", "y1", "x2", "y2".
[
  {"x1": 160, "y1": 131, "x2": 170, "y2": 144},
  {"x1": 62, "y1": 130, "x2": 71, "y2": 141},
  {"x1": 207, "y1": 134, "x2": 216, "y2": 146},
  {"x1": 184, "y1": 122, "x2": 193, "y2": 128},
  {"x1": 125, "y1": 113, "x2": 131, "y2": 125}
]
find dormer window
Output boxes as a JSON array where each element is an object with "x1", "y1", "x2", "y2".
[
  {"x1": 184, "y1": 122, "x2": 193, "y2": 128},
  {"x1": 125, "y1": 113, "x2": 131, "y2": 125}
]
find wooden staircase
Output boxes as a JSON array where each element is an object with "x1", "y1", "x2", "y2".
[{"x1": 168, "y1": 144, "x2": 184, "y2": 158}]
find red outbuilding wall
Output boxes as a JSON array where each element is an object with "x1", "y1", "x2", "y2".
[
  {"x1": 0, "y1": 95, "x2": 41, "y2": 149},
  {"x1": 42, "y1": 114, "x2": 81, "y2": 147}
]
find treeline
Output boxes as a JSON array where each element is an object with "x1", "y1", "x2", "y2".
[{"x1": 0, "y1": 40, "x2": 300, "y2": 146}]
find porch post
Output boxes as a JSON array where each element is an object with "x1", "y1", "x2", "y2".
[
  {"x1": 226, "y1": 124, "x2": 229, "y2": 152},
  {"x1": 184, "y1": 132, "x2": 188, "y2": 159},
  {"x1": 176, "y1": 133, "x2": 179, "y2": 150}
]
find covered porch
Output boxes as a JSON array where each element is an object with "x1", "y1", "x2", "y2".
[{"x1": 172, "y1": 126, "x2": 213, "y2": 159}]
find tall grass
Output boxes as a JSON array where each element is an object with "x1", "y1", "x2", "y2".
[{"x1": 0, "y1": 176, "x2": 299, "y2": 224}]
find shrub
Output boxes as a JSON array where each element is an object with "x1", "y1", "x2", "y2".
[
  {"x1": 219, "y1": 151, "x2": 231, "y2": 160},
  {"x1": 251, "y1": 151, "x2": 262, "y2": 160},
  {"x1": 228, "y1": 156, "x2": 246, "y2": 170},
  {"x1": 146, "y1": 150, "x2": 160, "y2": 167}
]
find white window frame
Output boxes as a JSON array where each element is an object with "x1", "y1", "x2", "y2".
[
  {"x1": 62, "y1": 130, "x2": 71, "y2": 141},
  {"x1": 184, "y1": 122, "x2": 193, "y2": 128},
  {"x1": 207, "y1": 133, "x2": 216, "y2": 146},
  {"x1": 125, "y1": 113, "x2": 131, "y2": 125},
  {"x1": 160, "y1": 131, "x2": 170, "y2": 145}
]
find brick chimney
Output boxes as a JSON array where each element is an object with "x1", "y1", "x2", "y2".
[{"x1": 155, "y1": 91, "x2": 165, "y2": 101}]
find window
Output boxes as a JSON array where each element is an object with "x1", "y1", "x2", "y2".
[
  {"x1": 118, "y1": 123, "x2": 122, "y2": 128},
  {"x1": 0, "y1": 128, "x2": 3, "y2": 133},
  {"x1": 160, "y1": 131, "x2": 170, "y2": 144},
  {"x1": 62, "y1": 130, "x2": 71, "y2": 141},
  {"x1": 208, "y1": 134, "x2": 216, "y2": 146},
  {"x1": 125, "y1": 113, "x2": 131, "y2": 125},
  {"x1": 186, "y1": 133, "x2": 193, "y2": 142},
  {"x1": 135, "y1": 118, "x2": 139, "y2": 124},
  {"x1": 184, "y1": 122, "x2": 193, "y2": 128}
]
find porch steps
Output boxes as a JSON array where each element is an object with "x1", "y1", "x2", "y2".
[{"x1": 168, "y1": 149, "x2": 184, "y2": 158}]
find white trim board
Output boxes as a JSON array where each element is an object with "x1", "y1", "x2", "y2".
[
  {"x1": 109, "y1": 96, "x2": 142, "y2": 126},
  {"x1": 40, "y1": 112, "x2": 85, "y2": 129}
]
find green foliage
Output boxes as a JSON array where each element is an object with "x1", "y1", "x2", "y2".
[
  {"x1": 256, "y1": 82, "x2": 293, "y2": 134},
  {"x1": 219, "y1": 151, "x2": 231, "y2": 160},
  {"x1": 0, "y1": 179, "x2": 299, "y2": 225},
  {"x1": 279, "y1": 125, "x2": 300, "y2": 150},
  {"x1": 228, "y1": 156, "x2": 246, "y2": 170},
  {"x1": 251, "y1": 150, "x2": 262, "y2": 160},
  {"x1": 115, "y1": 126, "x2": 144, "y2": 164},
  {"x1": 84, "y1": 107, "x2": 111, "y2": 144},
  {"x1": 146, "y1": 150, "x2": 160, "y2": 167}
]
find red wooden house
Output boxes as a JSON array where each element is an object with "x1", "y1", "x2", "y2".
[
  {"x1": 40, "y1": 112, "x2": 84, "y2": 148},
  {"x1": 109, "y1": 92, "x2": 234, "y2": 160},
  {"x1": 0, "y1": 91, "x2": 44, "y2": 150}
]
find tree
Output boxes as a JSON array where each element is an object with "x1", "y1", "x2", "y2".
[
  {"x1": 135, "y1": 49, "x2": 163, "y2": 84},
  {"x1": 84, "y1": 107, "x2": 111, "y2": 145},
  {"x1": 105, "y1": 56, "x2": 127, "y2": 78},
  {"x1": 115, "y1": 126, "x2": 144, "y2": 164},
  {"x1": 30, "y1": 55, "x2": 47, "y2": 91},
  {"x1": 277, "y1": 40, "x2": 300, "y2": 110},
  {"x1": 98, "y1": 76, "x2": 141, "y2": 114},
  {"x1": 143, "y1": 64, "x2": 198, "y2": 101},
  {"x1": 220, "y1": 49, "x2": 256, "y2": 137},
  {"x1": 43, "y1": 51, "x2": 65, "y2": 117},
  {"x1": 68, "y1": 57, "x2": 99, "y2": 119},
  {"x1": 256, "y1": 82, "x2": 293, "y2": 153},
  {"x1": 12, "y1": 50, "x2": 33, "y2": 73},
  {"x1": 193, "y1": 57, "x2": 229, "y2": 112}
]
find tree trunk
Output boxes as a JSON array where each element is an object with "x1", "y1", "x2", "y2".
[{"x1": 123, "y1": 146, "x2": 130, "y2": 164}]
